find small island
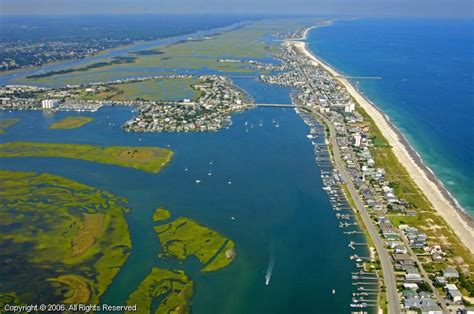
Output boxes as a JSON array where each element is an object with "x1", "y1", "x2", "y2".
[
  {"x1": 0, "y1": 141, "x2": 173, "y2": 173},
  {"x1": 0, "y1": 118, "x2": 20, "y2": 134},
  {"x1": 126, "y1": 268, "x2": 193, "y2": 314},
  {"x1": 153, "y1": 208, "x2": 171, "y2": 221},
  {"x1": 125, "y1": 209, "x2": 237, "y2": 312},
  {"x1": 49, "y1": 116, "x2": 94, "y2": 129},
  {"x1": 154, "y1": 216, "x2": 236, "y2": 272}
]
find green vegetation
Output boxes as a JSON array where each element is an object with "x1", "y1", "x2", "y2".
[
  {"x1": 0, "y1": 169, "x2": 131, "y2": 305},
  {"x1": 154, "y1": 217, "x2": 236, "y2": 272},
  {"x1": 356, "y1": 104, "x2": 474, "y2": 279},
  {"x1": 49, "y1": 116, "x2": 94, "y2": 129},
  {"x1": 0, "y1": 118, "x2": 19, "y2": 134},
  {"x1": 75, "y1": 86, "x2": 121, "y2": 101},
  {"x1": 202, "y1": 240, "x2": 236, "y2": 272},
  {"x1": 0, "y1": 293, "x2": 19, "y2": 310},
  {"x1": 20, "y1": 19, "x2": 317, "y2": 87},
  {"x1": 26, "y1": 56, "x2": 136, "y2": 79},
  {"x1": 458, "y1": 268, "x2": 474, "y2": 297},
  {"x1": 112, "y1": 78, "x2": 204, "y2": 102},
  {"x1": 126, "y1": 268, "x2": 193, "y2": 314},
  {"x1": 153, "y1": 208, "x2": 171, "y2": 222},
  {"x1": 0, "y1": 141, "x2": 173, "y2": 173},
  {"x1": 47, "y1": 275, "x2": 93, "y2": 304}
]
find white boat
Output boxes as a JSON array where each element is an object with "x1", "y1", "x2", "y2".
[
  {"x1": 228, "y1": 181, "x2": 232, "y2": 185},
  {"x1": 208, "y1": 171, "x2": 212, "y2": 176},
  {"x1": 195, "y1": 179, "x2": 201, "y2": 184}
]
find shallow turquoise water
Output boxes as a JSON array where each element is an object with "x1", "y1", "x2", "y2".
[{"x1": 307, "y1": 18, "x2": 474, "y2": 215}]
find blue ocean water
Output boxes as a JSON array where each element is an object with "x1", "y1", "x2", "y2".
[{"x1": 308, "y1": 18, "x2": 474, "y2": 215}]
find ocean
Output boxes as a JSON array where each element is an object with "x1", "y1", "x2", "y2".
[{"x1": 307, "y1": 18, "x2": 474, "y2": 215}]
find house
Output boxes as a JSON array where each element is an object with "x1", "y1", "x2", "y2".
[
  {"x1": 394, "y1": 244, "x2": 408, "y2": 254},
  {"x1": 445, "y1": 284, "x2": 463, "y2": 304},
  {"x1": 431, "y1": 254, "x2": 443, "y2": 263},
  {"x1": 392, "y1": 254, "x2": 415, "y2": 270},
  {"x1": 382, "y1": 226, "x2": 400, "y2": 240},
  {"x1": 403, "y1": 283, "x2": 419, "y2": 291},
  {"x1": 420, "y1": 305, "x2": 443, "y2": 314},
  {"x1": 447, "y1": 289, "x2": 463, "y2": 304},
  {"x1": 435, "y1": 276, "x2": 447, "y2": 286},
  {"x1": 442, "y1": 267, "x2": 459, "y2": 279},
  {"x1": 405, "y1": 267, "x2": 422, "y2": 282}
]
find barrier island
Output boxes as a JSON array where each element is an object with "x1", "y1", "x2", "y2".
[
  {"x1": 49, "y1": 116, "x2": 93, "y2": 129},
  {"x1": 0, "y1": 141, "x2": 172, "y2": 173},
  {"x1": 126, "y1": 268, "x2": 193, "y2": 314},
  {"x1": 154, "y1": 216, "x2": 236, "y2": 272},
  {"x1": 0, "y1": 169, "x2": 131, "y2": 305}
]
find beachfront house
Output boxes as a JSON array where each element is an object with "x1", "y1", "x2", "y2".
[
  {"x1": 445, "y1": 284, "x2": 463, "y2": 304},
  {"x1": 442, "y1": 267, "x2": 459, "y2": 279}
]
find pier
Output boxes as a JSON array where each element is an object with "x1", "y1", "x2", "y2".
[{"x1": 336, "y1": 76, "x2": 382, "y2": 80}]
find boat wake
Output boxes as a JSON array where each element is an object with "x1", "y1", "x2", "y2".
[{"x1": 265, "y1": 254, "x2": 275, "y2": 286}]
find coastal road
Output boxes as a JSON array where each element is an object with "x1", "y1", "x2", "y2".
[
  {"x1": 287, "y1": 42, "x2": 400, "y2": 313},
  {"x1": 312, "y1": 109, "x2": 401, "y2": 314}
]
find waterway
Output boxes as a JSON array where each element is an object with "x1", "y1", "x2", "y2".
[
  {"x1": 0, "y1": 17, "x2": 376, "y2": 313},
  {"x1": 0, "y1": 104, "x2": 372, "y2": 313}
]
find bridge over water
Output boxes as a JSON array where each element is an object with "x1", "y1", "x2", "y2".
[{"x1": 252, "y1": 103, "x2": 301, "y2": 108}]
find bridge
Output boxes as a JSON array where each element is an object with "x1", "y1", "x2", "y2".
[{"x1": 252, "y1": 103, "x2": 301, "y2": 108}]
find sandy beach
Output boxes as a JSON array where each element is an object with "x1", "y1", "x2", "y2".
[{"x1": 286, "y1": 28, "x2": 474, "y2": 254}]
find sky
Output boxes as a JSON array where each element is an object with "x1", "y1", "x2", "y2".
[{"x1": 0, "y1": 0, "x2": 473, "y2": 17}]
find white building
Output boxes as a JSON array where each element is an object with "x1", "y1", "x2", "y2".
[
  {"x1": 41, "y1": 99, "x2": 59, "y2": 109},
  {"x1": 352, "y1": 132, "x2": 362, "y2": 147},
  {"x1": 344, "y1": 102, "x2": 355, "y2": 113}
]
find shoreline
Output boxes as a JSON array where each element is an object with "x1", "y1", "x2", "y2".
[{"x1": 287, "y1": 26, "x2": 474, "y2": 254}]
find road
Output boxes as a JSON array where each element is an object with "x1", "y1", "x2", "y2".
[
  {"x1": 289, "y1": 50, "x2": 401, "y2": 313},
  {"x1": 312, "y1": 109, "x2": 401, "y2": 314}
]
